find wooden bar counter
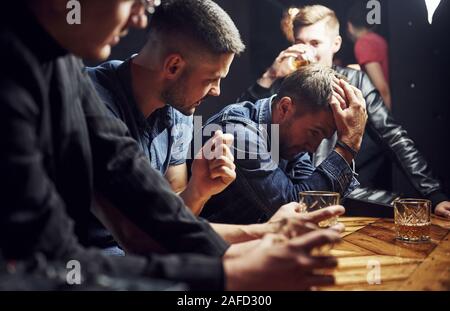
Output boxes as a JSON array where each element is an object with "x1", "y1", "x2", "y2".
[{"x1": 318, "y1": 216, "x2": 450, "y2": 290}]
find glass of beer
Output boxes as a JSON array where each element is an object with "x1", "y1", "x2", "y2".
[
  {"x1": 299, "y1": 191, "x2": 340, "y2": 228},
  {"x1": 288, "y1": 57, "x2": 310, "y2": 70},
  {"x1": 394, "y1": 199, "x2": 431, "y2": 242},
  {"x1": 287, "y1": 44, "x2": 316, "y2": 71}
]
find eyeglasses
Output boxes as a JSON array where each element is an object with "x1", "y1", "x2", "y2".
[{"x1": 137, "y1": 0, "x2": 161, "y2": 14}]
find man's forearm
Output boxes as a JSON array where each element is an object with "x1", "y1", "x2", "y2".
[
  {"x1": 211, "y1": 223, "x2": 277, "y2": 244},
  {"x1": 223, "y1": 239, "x2": 262, "y2": 258},
  {"x1": 232, "y1": 150, "x2": 356, "y2": 221},
  {"x1": 257, "y1": 70, "x2": 277, "y2": 89},
  {"x1": 179, "y1": 185, "x2": 209, "y2": 216}
]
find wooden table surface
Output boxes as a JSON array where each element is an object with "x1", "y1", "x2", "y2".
[{"x1": 318, "y1": 216, "x2": 450, "y2": 291}]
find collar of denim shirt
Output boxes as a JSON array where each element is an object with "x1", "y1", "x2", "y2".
[{"x1": 255, "y1": 95, "x2": 277, "y2": 152}]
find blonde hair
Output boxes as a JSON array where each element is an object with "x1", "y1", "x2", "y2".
[{"x1": 283, "y1": 5, "x2": 340, "y2": 42}]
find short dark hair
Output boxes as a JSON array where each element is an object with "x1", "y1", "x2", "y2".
[
  {"x1": 276, "y1": 64, "x2": 339, "y2": 112},
  {"x1": 347, "y1": 1, "x2": 376, "y2": 30},
  {"x1": 149, "y1": 0, "x2": 245, "y2": 55}
]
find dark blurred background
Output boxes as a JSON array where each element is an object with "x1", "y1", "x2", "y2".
[{"x1": 88, "y1": 0, "x2": 450, "y2": 200}]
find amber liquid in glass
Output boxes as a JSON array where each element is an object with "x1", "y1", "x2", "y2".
[
  {"x1": 396, "y1": 222, "x2": 431, "y2": 241},
  {"x1": 289, "y1": 57, "x2": 310, "y2": 70}
]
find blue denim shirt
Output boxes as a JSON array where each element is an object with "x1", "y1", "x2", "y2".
[
  {"x1": 86, "y1": 57, "x2": 193, "y2": 175},
  {"x1": 200, "y1": 96, "x2": 359, "y2": 224}
]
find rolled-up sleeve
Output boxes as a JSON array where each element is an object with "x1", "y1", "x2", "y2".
[{"x1": 170, "y1": 113, "x2": 193, "y2": 166}]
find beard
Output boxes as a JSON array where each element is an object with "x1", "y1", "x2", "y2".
[
  {"x1": 279, "y1": 140, "x2": 295, "y2": 160},
  {"x1": 161, "y1": 70, "x2": 208, "y2": 116},
  {"x1": 160, "y1": 78, "x2": 193, "y2": 116}
]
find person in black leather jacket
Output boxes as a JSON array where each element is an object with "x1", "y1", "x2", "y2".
[{"x1": 239, "y1": 4, "x2": 450, "y2": 218}]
